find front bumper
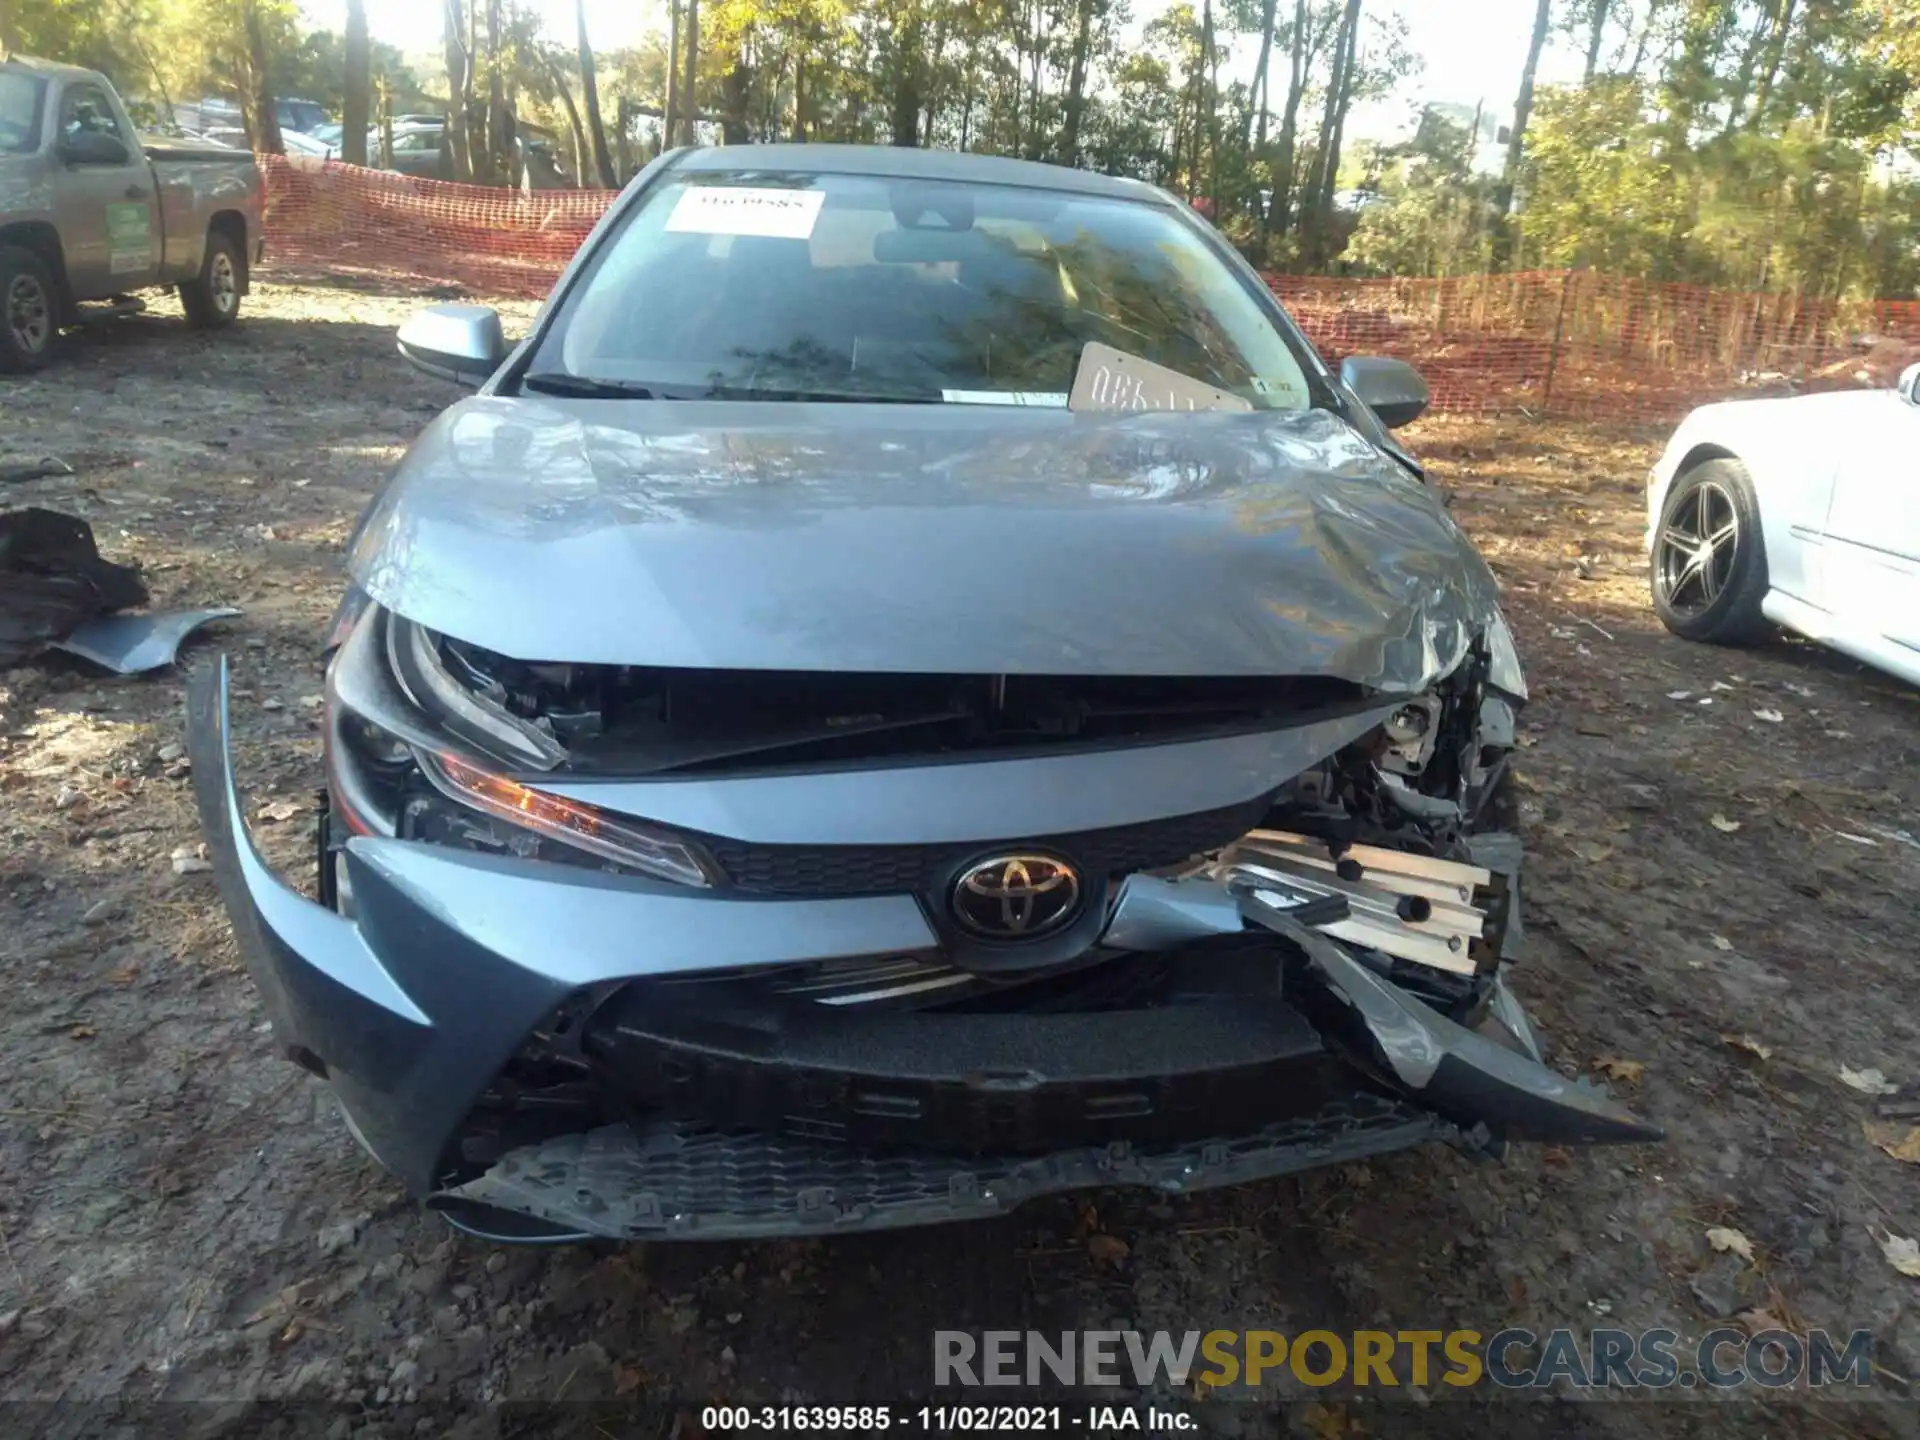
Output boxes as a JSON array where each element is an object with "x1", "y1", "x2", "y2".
[{"x1": 188, "y1": 658, "x2": 1658, "y2": 1241}]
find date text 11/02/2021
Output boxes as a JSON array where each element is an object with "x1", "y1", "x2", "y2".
[{"x1": 700, "y1": 1407, "x2": 1190, "y2": 1432}]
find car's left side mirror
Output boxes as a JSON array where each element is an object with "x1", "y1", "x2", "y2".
[
  {"x1": 57, "y1": 130, "x2": 131, "y2": 167},
  {"x1": 1900, "y1": 361, "x2": 1920, "y2": 407},
  {"x1": 397, "y1": 304, "x2": 507, "y2": 386},
  {"x1": 1339, "y1": 355, "x2": 1430, "y2": 429}
]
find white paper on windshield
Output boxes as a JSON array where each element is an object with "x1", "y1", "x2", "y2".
[
  {"x1": 666, "y1": 185, "x2": 825, "y2": 239},
  {"x1": 1067, "y1": 341, "x2": 1254, "y2": 414},
  {"x1": 940, "y1": 390, "x2": 1070, "y2": 407}
]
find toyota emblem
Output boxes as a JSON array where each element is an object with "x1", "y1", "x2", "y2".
[{"x1": 950, "y1": 854, "x2": 1082, "y2": 940}]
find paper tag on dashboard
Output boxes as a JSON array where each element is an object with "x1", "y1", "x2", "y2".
[
  {"x1": 1068, "y1": 341, "x2": 1254, "y2": 414},
  {"x1": 666, "y1": 185, "x2": 826, "y2": 239}
]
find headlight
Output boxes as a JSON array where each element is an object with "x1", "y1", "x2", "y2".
[
  {"x1": 419, "y1": 750, "x2": 716, "y2": 888},
  {"x1": 1483, "y1": 611, "x2": 1528, "y2": 700},
  {"x1": 386, "y1": 615, "x2": 567, "y2": 771}
]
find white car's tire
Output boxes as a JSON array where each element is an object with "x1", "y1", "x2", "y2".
[{"x1": 1650, "y1": 457, "x2": 1772, "y2": 646}]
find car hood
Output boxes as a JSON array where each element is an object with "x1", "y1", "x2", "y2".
[{"x1": 347, "y1": 398, "x2": 1503, "y2": 690}]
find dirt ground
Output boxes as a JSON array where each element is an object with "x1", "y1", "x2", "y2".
[{"x1": 2, "y1": 280, "x2": 1918, "y2": 1437}]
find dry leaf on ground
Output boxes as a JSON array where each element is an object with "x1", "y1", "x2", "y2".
[
  {"x1": 1722, "y1": 1034, "x2": 1773, "y2": 1061},
  {"x1": 1710, "y1": 814, "x2": 1742, "y2": 833},
  {"x1": 1086, "y1": 1234, "x2": 1130, "y2": 1267},
  {"x1": 1840, "y1": 1066, "x2": 1898, "y2": 1096},
  {"x1": 1863, "y1": 1122, "x2": 1920, "y2": 1164},
  {"x1": 1593, "y1": 1057, "x2": 1645, "y2": 1084},
  {"x1": 1872, "y1": 1228, "x2": 1920, "y2": 1278},
  {"x1": 1706, "y1": 1227, "x2": 1755, "y2": 1263}
]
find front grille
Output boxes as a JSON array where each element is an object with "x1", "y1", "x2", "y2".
[{"x1": 700, "y1": 794, "x2": 1271, "y2": 896}]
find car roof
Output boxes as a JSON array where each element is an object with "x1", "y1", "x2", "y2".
[{"x1": 672, "y1": 144, "x2": 1173, "y2": 205}]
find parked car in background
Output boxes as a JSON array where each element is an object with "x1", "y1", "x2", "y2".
[
  {"x1": 189, "y1": 144, "x2": 1657, "y2": 1246},
  {"x1": 1, "y1": 56, "x2": 266, "y2": 371},
  {"x1": 201, "y1": 124, "x2": 337, "y2": 160},
  {"x1": 383, "y1": 122, "x2": 451, "y2": 179},
  {"x1": 1646, "y1": 364, "x2": 1920, "y2": 686},
  {"x1": 188, "y1": 94, "x2": 328, "y2": 136}
]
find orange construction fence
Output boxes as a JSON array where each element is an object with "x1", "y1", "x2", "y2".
[{"x1": 258, "y1": 156, "x2": 1920, "y2": 420}]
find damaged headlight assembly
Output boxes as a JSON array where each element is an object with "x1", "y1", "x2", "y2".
[{"x1": 325, "y1": 602, "x2": 716, "y2": 888}]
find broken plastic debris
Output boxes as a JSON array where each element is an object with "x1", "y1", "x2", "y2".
[
  {"x1": 52, "y1": 607, "x2": 241, "y2": 675},
  {"x1": 1667, "y1": 690, "x2": 1693, "y2": 701},
  {"x1": 1709, "y1": 814, "x2": 1742, "y2": 833},
  {"x1": 1752, "y1": 708, "x2": 1784, "y2": 723}
]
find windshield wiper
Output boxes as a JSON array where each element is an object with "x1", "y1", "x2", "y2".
[{"x1": 520, "y1": 373, "x2": 662, "y2": 399}]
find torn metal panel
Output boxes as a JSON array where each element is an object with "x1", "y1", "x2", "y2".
[
  {"x1": 346, "y1": 402, "x2": 1503, "y2": 690},
  {"x1": 54, "y1": 606, "x2": 240, "y2": 674}
]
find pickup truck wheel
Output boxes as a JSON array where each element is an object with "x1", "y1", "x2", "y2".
[
  {"x1": 180, "y1": 232, "x2": 243, "y2": 330},
  {"x1": 0, "y1": 246, "x2": 59, "y2": 373}
]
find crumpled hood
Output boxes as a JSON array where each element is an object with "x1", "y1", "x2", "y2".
[{"x1": 348, "y1": 398, "x2": 1502, "y2": 689}]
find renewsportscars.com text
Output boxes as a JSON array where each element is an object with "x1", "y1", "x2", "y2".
[{"x1": 934, "y1": 1328, "x2": 1875, "y2": 1391}]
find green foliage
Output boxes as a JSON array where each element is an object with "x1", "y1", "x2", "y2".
[{"x1": 7, "y1": 0, "x2": 1915, "y2": 295}]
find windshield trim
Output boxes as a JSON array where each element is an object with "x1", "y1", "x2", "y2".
[{"x1": 499, "y1": 154, "x2": 1342, "y2": 415}]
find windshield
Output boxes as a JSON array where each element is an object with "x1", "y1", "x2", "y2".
[
  {"x1": 0, "y1": 74, "x2": 46, "y2": 155},
  {"x1": 531, "y1": 171, "x2": 1321, "y2": 410}
]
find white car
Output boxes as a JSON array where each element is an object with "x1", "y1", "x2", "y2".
[{"x1": 1646, "y1": 362, "x2": 1920, "y2": 686}]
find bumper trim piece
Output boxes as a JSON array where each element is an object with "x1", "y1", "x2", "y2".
[
  {"x1": 435, "y1": 1095, "x2": 1450, "y2": 1241},
  {"x1": 1245, "y1": 897, "x2": 1662, "y2": 1145}
]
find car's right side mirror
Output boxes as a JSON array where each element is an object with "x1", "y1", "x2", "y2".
[
  {"x1": 1339, "y1": 355, "x2": 1430, "y2": 429},
  {"x1": 397, "y1": 304, "x2": 507, "y2": 386},
  {"x1": 1900, "y1": 361, "x2": 1920, "y2": 407}
]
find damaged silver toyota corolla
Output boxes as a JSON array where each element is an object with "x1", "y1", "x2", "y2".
[{"x1": 187, "y1": 145, "x2": 1658, "y2": 1243}]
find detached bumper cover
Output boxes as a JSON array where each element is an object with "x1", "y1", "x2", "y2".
[
  {"x1": 438, "y1": 1097, "x2": 1448, "y2": 1240},
  {"x1": 188, "y1": 657, "x2": 1658, "y2": 1240}
]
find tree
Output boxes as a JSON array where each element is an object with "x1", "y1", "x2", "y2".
[
  {"x1": 443, "y1": 0, "x2": 474, "y2": 179},
  {"x1": 576, "y1": 0, "x2": 617, "y2": 184},
  {"x1": 1492, "y1": 0, "x2": 1554, "y2": 267},
  {"x1": 680, "y1": 0, "x2": 701, "y2": 144},
  {"x1": 342, "y1": 0, "x2": 369, "y2": 166},
  {"x1": 238, "y1": 0, "x2": 285, "y2": 153}
]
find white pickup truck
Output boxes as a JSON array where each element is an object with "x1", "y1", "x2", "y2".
[{"x1": 0, "y1": 55, "x2": 266, "y2": 372}]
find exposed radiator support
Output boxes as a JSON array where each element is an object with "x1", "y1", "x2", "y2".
[{"x1": 1215, "y1": 829, "x2": 1491, "y2": 977}]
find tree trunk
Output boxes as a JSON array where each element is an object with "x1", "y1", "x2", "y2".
[
  {"x1": 721, "y1": 60, "x2": 753, "y2": 145},
  {"x1": 1746, "y1": 0, "x2": 1796, "y2": 130},
  {"x1": 1061, "y1": 0, "x2": 1096, "y2": 166},
  {"x1": 1269, "y1": 0, "x2": 1309, "y2": 235},
  {"x1": 343, "y1": 0, "x2": 370, "y2": 164},
  {"x1": 1583, "y1": 0, "x2": 1609, "y2": 81},
  {"x1": 793, "y1": 51, "x2": 809, "y2": 140},
  {"x1": 1302, "y1": 0, "x2": 1359, "y2": 257},
  {"x1": 1492, "y1": 0, "x2": 1551, "y2": 267},
  {"x1": 240, "y1": 0, "x2": 284, "y2": 155},
  {"x1": 1250, "y1": 0, "x2": 1278, "y2": 148},
  {"x1": 1202, "y1": 0, "x2": 1218, "y2": 208},
  {"x1": 484, "y1": 0, "x2": 508, "y2": 182},
  {"x1": 545, "y1": 52, "x2": 591, "y2": 183},
  {"x1": 663, "y1": 0, "x2": 680, "y2": 153},
  {"x1": 679, "y1": 0, "x2": 700, "y2": 145},
  {"x1": 1313, "y1": 0, "x2": 1359, "y2": 244},
  {"x1": 575, "y1": 0, "x2": 618, "y2": 181}
]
